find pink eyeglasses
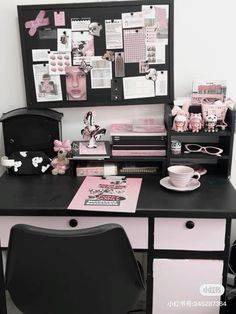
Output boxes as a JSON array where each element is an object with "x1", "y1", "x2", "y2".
[{"x1": 184, "y1": 144, "x2": 223, "y2": 157}]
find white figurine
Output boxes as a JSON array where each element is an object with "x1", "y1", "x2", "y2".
[{"x1": 81, "y1": 111, "x2": 106, "y2": 148}]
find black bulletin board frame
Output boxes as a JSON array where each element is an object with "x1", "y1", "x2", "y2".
[{"x1": 18, "y1": 0, "x2": 174, "y2": 109}]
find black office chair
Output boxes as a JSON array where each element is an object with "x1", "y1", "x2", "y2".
[{"x1": 0, "y1": 223, "x2": 145, "y2": 314}]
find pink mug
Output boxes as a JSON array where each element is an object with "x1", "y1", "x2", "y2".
[{"x1": 168, "y1": 165, "x2": 200, "y2": 188}]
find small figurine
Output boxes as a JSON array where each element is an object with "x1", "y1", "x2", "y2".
[
  {"x1": 145, "y1": 68, "x2": 157, "y2": 81},
  {"x1": 88, "y1": 22, "x2": 103, "y2": 37},
  {"x1": 81, "y1": 111, "x2": 106, "y2": 148},
  {"x1": 204, "y1": 114, "x2": 218, "y2": 132},
  {"x1": 171, "y1": 101, "x2": 190, "y2": 132},
  {"x1": 172, "y1": 114, "x2": 188, "y2": 132},
  {"x1": 102, "y1": 51, "x2": 115, "y2": 61},
  {"x1": 51, "y1": 139, "x2": 71, "y2": 175},
  {"x1": 188, "y1": 113, "x2": 203, "y2": 133}
]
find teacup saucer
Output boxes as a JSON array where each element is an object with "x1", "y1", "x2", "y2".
[{"x1": 160, "y1": 176, "x2": 200, "y2": 192}]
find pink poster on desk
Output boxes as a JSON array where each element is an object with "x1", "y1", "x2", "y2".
[{"x1": 68, "y1": 176, "x2": 142, "y2": 213}]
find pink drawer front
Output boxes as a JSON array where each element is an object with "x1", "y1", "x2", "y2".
[
  {"x1": 0, "y1": 216, "x2": 148, "y2": 249},
  {"x1": 154, "y1": 218, "x2": 226, "y2": 251}
]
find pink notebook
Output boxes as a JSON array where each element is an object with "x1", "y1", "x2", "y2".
[
  {"x1": 68, "y1": 176, "x2": 142, "y2": 213},
  {"x1": 110, "y1": 123, "x2": 166, "y2": 136}
]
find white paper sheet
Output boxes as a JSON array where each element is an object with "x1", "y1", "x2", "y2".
[
  {"x1": 57, "y1": 28, "x2": 72, "y2": 52},
  {"x1": 142, "y1": 5, "x2": 169, "y2": 42},
  {"x1": 72, "y1": 31, "x2": 94, "y2": 51},
  {"x1": 122, "y1": 11, "x2": 144, "y2": 29},
  {"x1": 71, "y1": 18, "x2": 91, "y2": 31},
  {"x1": 146, "y1": 41, "x2": 166, "y2": 64},
  {"x1": 123, "y1": 76, "x2": 155, "y2": 99},
  {"x1": 155, "y1": 71, "x2": 168, "y2": 96},
  {"x1": 90, "y1": 56, "x2": 112, "y2": 89},
  {"x1": 33, "y1": 64, "x2": 62, "y2": 102},
  {"x1": 71, "y1": 31, "x2": 94, "y2": 66},
  {"x1": 142, "y1": 5, "x2": 156, "y2": 19},
  {"x1": 105, "y1": 20, "x2": 123, "y2": 49},
  {"x1": 32, "y1": 49, "x2": 50, "y2": 62}
]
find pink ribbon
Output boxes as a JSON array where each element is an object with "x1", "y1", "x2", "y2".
[
  {"x1": 54, "y1": 140, "x2": 71, "y2": 152},
  {"x1": 25, "y1": 10, "x2": 49, "y2": 37}
]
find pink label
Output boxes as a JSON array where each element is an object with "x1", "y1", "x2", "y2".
[
  {"x1": 54, "y1": 11, "x2": 65, "y2": 26},
  {"x1": 79, "y1": 142, "x2": 106, "y2": 155}
]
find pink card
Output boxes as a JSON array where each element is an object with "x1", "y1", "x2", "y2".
[
  {"x1": 79, "y1": 142, "x2": 106, "y2": 155},
  {"x1": 124, "y1": 29, "x2": 146, "y2": 63},
  {"x1": 68, "y1": 177, "x2": 142, "y2": 213},
  {"x1": 54, "y1": 11, "x2": 65, "y2": 26}
]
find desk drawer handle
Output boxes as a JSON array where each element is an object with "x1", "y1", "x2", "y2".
[
  {"x1": 185, "y1": 221, "x2": 195, "y2": 229},
  {"x1": 69, "y1": 219, "x2": 78, "y2": 228}
]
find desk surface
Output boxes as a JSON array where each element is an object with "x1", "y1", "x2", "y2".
[{"x1": 0, "y1": 173, "x2": 235, "y2": 218}]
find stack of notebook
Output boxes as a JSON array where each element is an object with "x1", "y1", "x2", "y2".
[{"x1": 110, "y1": 119, "x2": 167, "y2": 157}]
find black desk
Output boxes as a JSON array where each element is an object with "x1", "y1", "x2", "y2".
[
  {"x1": 0, "y1": 173, "x2": 235, "y2": 314},
  {"x1": 0, "y1": 173, "x2": 235, "y2": 217}
]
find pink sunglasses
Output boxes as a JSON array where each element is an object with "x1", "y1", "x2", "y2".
[{"x1": 184, "y1": 144, "x2": 223, "y2": 157}]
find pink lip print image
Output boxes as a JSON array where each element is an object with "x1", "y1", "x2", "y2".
[{"x1": 65, "y1": 66, "x2": 87, "y2": 101}]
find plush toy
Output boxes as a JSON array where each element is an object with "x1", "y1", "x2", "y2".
[{"x1": 51, "y1": 139, "x2": 71, "y2": 175}]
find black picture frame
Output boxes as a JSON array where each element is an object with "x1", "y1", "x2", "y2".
[{"x1": 18, "y1": 0, "x2": 174, "y2": 109}]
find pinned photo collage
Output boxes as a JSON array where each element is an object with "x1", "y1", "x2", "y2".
[{"x1": 26, "y1": 4, "x2": 169, "y2": 104}]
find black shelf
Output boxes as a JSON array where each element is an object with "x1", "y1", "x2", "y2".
[
  {"x1": 71, "y1": 105, "x2": 234, "y2": 178},
  {"x1": 110, "y1": 156, "x2": 166, "y2": 162},
  {"x1": 170, "y1": 130, "x2": 231, "y2": 137},
  {"x1": 170, "y1": 153, "x2": 229, "y2": 160},
  {"x1": 170, "y1": 131, "x2": 231, "y2": 144},
  {"x1": 165, "y1": 104, "x2": 235, "y2": 177},
  {"x1": 170, "y1": 155, "x2": 229, "y2": 165}
]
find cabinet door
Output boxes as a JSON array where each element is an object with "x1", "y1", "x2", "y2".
[{"x1": 153, "y1": 259, "x2": 224, "y2": 314}]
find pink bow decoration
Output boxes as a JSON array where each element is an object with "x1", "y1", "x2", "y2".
[
  {"x1": 53, "y1": 140, "x2": 71, "y2": 152},
  {"x1": 25, "y1": 10, "x2": 49, "y2": 37}
]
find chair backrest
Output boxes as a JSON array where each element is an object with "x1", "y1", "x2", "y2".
[{"x1": 5, "y1": 223, "x2": 145, "y2": 314}]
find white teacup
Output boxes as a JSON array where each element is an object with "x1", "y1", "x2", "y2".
[{"x1": 168, "y1": 165, "x2": 200, "y2": 188}]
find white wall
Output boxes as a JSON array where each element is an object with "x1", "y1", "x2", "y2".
[{"x1": 0, "y1": 0, "x2": 236, "y2": 184}]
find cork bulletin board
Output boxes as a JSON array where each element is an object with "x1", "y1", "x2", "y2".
[{"x1": 18, "y1": 0, "x2": 174, "y2": 109}]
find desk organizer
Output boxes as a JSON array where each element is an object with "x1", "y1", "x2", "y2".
[{"x1": 0, "y1": 108, "x2": 63, "y2": 158}]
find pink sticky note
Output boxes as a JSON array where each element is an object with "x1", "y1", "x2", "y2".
[{"x1": 54, "y1": 11, "x2": 65, "y2": 26}]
